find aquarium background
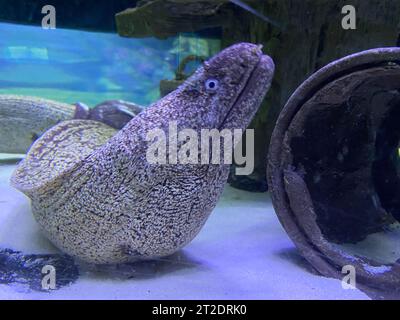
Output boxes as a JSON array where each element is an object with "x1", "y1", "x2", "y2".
[
  {"x1": 0, "y1": 22, "x2": 220, "y2": 106},
  {"x1": 0, "y1": 0, "x2": 399, "y2": 301}
]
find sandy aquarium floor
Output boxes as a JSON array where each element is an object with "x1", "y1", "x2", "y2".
[{"x1": 0, "y1": 157, "x2": 368, "y2": 300}]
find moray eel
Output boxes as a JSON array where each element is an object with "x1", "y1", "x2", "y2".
[
  {"x1": 11, "y1": 43, "x2": 275, "y2": 264},
  {"x1": 0, "y1": 96, "x2": 142, "y2": 155}
]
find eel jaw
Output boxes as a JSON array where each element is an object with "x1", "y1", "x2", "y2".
[{"x1": 219, "y1": 54, "x2": 275, "y2": 131}]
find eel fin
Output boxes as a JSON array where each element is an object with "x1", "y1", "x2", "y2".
[{"x1": 11, "y1": 120, "x2": 117, "y2": 195}]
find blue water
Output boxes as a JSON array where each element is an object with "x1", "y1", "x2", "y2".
[{"x1": 0, "y1": 22, "x2": 177, "y2": 106}]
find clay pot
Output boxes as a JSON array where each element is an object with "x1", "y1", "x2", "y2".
[{"x1": 268, "y1": 47, "x2": 400, "y2": 291}]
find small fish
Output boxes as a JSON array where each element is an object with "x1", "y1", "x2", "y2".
[{"x1": 229, "y1": 0, "x2": 282, "y2": 29}]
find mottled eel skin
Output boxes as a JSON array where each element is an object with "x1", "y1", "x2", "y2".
[
  {"x1": 0, "y1": 95, "x2": 76, "y2": 154},
  {"x1": 0, "y1": 95, "x2": 142, "y2": 154},
  {"x1": 11, "y1": 43, "x2": 274, "y2": 264}
]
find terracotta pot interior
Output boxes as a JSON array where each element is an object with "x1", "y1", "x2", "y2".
[{"x1": 284, "y1": 62, "x2": 400, "y2": 264}]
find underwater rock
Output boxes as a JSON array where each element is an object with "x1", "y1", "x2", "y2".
[
  {"x1": 227, "y1": 166, "x2": 268, "y2": 192},
  {"x1": 267, "y1": 47, "x2": 400, "y2": 292},
  {"x1": 116, "y1": 0, "x2": 232, "y2": 39},
  {"x1": 222, "y1": 0, "x2": 400, "y2": 192},
  {"x1": 88, "y1": 100, "x2": 143, "y2": 130},
  {"x1": 0, "y1": 95, "x2": 143, "y2": 154},
  {"x1": 228, "y1": 172, "x2": 268, "y2": 193},
  {"x1": 115, "y1": 0, "x2": 279, "y2": 39},
  {"x1": 11, "y1": 43, "x2": 274, "y2": 264},
  {"x1": 160, "y1": 54, "x2": 207, "y2": 97},
  {"x1": 0, "y1": 248, "x2": 79, "y2": 291}
]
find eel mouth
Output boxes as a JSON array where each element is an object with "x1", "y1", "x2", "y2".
[{"x1": 219, "y1": 53, "x2": 274, "y2": 130}]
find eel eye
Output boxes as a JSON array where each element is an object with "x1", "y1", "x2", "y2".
[{"x1": 205, "y1": 79, "x2": 219, "y2": 92}]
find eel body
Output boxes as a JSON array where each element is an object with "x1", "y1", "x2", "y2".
[
  {"x1": 0, "y1": 95, "x2": 76, "y2": 154},
  {"x1": 0, "y1": 96, "x2": 143, "y2": 154},
  {"x1": 11, "y1": 43, "x2": 274, "y2": 264}
]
